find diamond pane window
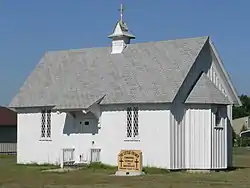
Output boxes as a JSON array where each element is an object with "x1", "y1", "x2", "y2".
[
  {"x1": 127, "y1": 107, "x2": 132, "y2": 137},
  {"x1": 133, "y1": 107, "x2": 139, "y2": 137},
  {"x1": 41, "y1": 110, "x2": 46, "y2": 138},
  {"x1": 46, "y1": 110, "x2": 51, "y2": 138},
  {"x1": 40, "y1": 109, "x2": 52, "y2": 139},
  {"x1": 126, "y1": 106, "x2": 139, "y2": 139}
]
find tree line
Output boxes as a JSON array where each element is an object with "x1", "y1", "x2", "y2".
[{"x1": 233, "y1": 94, "x2": 250, "y2": 119}]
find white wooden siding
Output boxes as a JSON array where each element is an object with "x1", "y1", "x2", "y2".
[
  {"x1": 206, "y1": 54, "x2": 231, "y2": 104},
  {"x1": 170, "y1": 105, "x2": 227, "y2": 170},
  {"x1": 17, "y1": 102, "x2": 230, "y2": 170},
  {"x1": 185, "y1": 106, "x2": 212, "y2": 169},
  {"x1": 227, "y1": 105, "x2": 233, "y2": 167},
  {"x1": 206, "y1": 53, "x2": 233, "y2": 167},
  {"x1": 17, "y1": 104, "x2": 171, "y2": 168},
  {"x1": 169, "y1": 104, "x2": 186, "y2": 169},
  {"x1": 211, "y1": 106, "x2": 228, "y2": 169},
  {"x1": 97, "y1": 104, "x2": 171, "y2": 168},
  {"x1": 17, "y1": 103, "x2": 229, "y2": 170}
]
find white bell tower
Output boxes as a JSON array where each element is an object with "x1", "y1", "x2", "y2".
[{"x1": 108, "y1": 4, "x2": 136, "y2": 54}]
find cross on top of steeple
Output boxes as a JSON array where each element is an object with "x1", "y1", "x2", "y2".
[
  {"x1": 119, "y1": 4, "x2": 124, "y2": 22},
  {"x1": 108, "y1": 3, "x2": 136, "y2": 54},
  {"x1": 108, "y1": 3, "x2": 135, "y2": 39}
]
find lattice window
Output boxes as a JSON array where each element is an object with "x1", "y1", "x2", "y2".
[
  {"x1": 46, "y1": 110, "x2": 51, "y2": 138},
  {"x1": 133, "y1": 107, "x2": 139, "y2": 137},
  {"x1": 126, "y1": 106, "x2": 139, "y2": 138},
  {"x1": 41, "y1": 109, "x2": 52, "y2": 139},
  {"x1": 127, "y1": 107, "x2": 132, "y2": 137},
  {"x1": 41, "y1": 110, "x2": 46, "y2": 138}
]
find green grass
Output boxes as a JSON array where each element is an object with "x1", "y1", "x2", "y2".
[{"x1": 1, "y1": 148, "x2": 250, "y2": 187}]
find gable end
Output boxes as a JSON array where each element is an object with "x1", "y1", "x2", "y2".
[
  {"x1": 185, "y1": 73, "x2": 231, "y2": 104},
  {"x1": 208, "y1": 40, "x2": 241, "y2": 106}
]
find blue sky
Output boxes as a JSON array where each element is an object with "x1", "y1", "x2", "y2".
[{"x1": 0, "y1": 0, "x2": 249, "y2": 105}]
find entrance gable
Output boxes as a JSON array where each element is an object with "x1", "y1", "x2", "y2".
[
  {"x1": 185, "y1": 73, "x2": 231, "y2": 104},
  {"x1": 207, "y1": 41, "x2": 241, "y2": 106}
]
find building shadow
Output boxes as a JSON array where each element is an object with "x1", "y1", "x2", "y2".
[
  {"x1": 62, "y1": 111, "x2": 100, "y2": 136},
  {"x1": 214, "y1": 166, "x2": 250, "y2": 172}
]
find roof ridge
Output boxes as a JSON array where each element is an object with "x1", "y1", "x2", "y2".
[{"x1": 46, "y1": 36, "x2": 210, "y2": 54}]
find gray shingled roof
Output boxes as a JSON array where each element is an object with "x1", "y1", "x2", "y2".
[
  {"x1": 9, "y1": 36, "x2": 209, "y2": 109},
  {"x1": 185, "y1": 73, "x2": 231, "y2": 104}
]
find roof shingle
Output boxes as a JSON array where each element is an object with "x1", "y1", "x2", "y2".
[
  {"x1": 185, "y1": 73, "x2": 231, "y2": 104},
  {"x1": 9, "y1": 36, "x2": 209, "y2": 109}
]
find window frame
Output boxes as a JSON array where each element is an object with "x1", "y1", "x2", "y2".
[
  {"x1": 214, "y1": 106, "x2": 224, "y2": 129},
  {"x1": 125, "y1": 106, "x2": 140, "y2": 141},
  {"x1": 40, "y1": 108, "x2": 52, "y2": 141},
  {"x1": 41, "y1": 109, "x2": 46, "y2": 138},
  {"x1": 215, "y1": 108, "x2": 221, "y2": 126}
]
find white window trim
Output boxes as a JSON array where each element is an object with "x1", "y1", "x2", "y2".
[
  {"x1": 214, "y1": 107, "x2": 224, "y2": 129},
  {"x1": 124, "y1": 106, "x2": 140, "y2": 142},
  {"x1": 40, "y1": 109, "x2": 52, "y2": 141}
]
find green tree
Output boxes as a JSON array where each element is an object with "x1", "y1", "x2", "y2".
[{"x1": 233, "y1": 94, "x2": 250, "y2": 119}]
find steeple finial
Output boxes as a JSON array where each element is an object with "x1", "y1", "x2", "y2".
[
  {"x1": 108, "y1": 3, "x2": 135, "y2": 54},
  {"x1": 119, "y1": 4, "x2": 124, "y2": 22}
]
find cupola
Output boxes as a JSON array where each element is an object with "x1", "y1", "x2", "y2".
[{"x1": 108, "y1": 4, "x2": 135, "y2": 54}]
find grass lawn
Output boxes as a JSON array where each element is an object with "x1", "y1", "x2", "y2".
[{"x1": 1, "y1": 148, "x2": 250, "y2": 188}]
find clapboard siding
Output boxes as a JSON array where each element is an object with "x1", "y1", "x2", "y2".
[{"x1": 0, "y1": 143, "x2": 17, "y2": 154}]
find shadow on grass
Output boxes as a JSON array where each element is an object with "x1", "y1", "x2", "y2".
[
  {"x1": 214, "y1": 166, "x2": 250, "y2": 172},
  {"x1": 157, "y1": 166, "x2": 250, "y2": 173},
  {"x1": 84, "y1": 162, "x2": 170, "y2": 174},
  {"x1": 0, "y1": 154, "x2": 16, "y2": 158}
]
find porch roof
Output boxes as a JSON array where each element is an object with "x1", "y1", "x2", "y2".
[{"x1": 185, "y1": 73, "x2": 231, "y2": 105}]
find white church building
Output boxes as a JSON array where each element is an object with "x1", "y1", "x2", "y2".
[{"x1": 9, "y1": 6, "x2": 241, "y2": 170}]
